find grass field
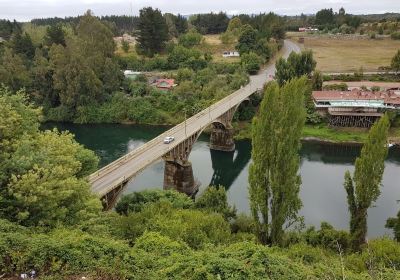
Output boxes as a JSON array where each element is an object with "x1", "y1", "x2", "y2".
[
  {"x1": 288, "y1": 33, "x2": 400, "y2": 72},
  {"x1": 201, "y1": 34, "x2": 240, "y2": 63}
]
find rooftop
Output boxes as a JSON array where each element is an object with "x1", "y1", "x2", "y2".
[{"x1": 313, "y1": 90, "x2": 400, "y2": 105}]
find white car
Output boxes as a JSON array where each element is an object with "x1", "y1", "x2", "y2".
[{"x1": 163, "y1": 136, "x2": 175, "y2": 144}]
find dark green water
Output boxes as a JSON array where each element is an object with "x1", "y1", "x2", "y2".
[{"x1": 44, "y1": 122, "x2": 400, "y2": 237}]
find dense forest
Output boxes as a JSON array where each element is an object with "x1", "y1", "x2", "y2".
[{"x1": 0, "y1": 9, "x2": 284, "y2": 124}]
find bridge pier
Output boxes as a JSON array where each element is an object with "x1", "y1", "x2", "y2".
[
  {"x1": 209, "y1": 123, "x2": 235, "y2": 152},
  {"x1": 163, "y1": 160, "x2": 199, "y2": 196},
  {"x1": 162, "y1": 132, "x2": 201, "y2": 197}
]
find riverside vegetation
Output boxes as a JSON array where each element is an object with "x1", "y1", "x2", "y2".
[
  {"x1": 1, "y1": 85, "x2": 400, "y2": 279},
  {"x1": 1, "y1": 7, "x2": 400, "y2": 279}
]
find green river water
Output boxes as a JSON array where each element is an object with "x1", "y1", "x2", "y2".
[{"x1": 44, "y1": 122, "x2": 400, "y2": 237}]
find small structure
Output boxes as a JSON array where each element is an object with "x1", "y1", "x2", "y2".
[
  {"x1": 222, "y1": 51, "x2": 240, "y2": 58},
  {"x1": 313, "y1": 90, "x2": 400, "y2": 127},
  {"x1": 153, "y1": 79, "x2": 177, "y2": 90},
  {"x1": 123, "y1": 70, "x2": 141, "y2": 80},
  {"x1": 299, "y1": 27, "x2": 319, "y2": 32}
]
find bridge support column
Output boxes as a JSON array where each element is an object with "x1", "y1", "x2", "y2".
[
  {"x1": 162, "y1": 131, "x2": 201, "y2": 197},
  {"x1": 209, "y1": 124, "x2": 235, "y2": 152},
  {"x1": 163, "y1": 160, "x2": 199, "y2": 196}
]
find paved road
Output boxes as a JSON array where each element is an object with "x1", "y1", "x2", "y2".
[{"x1": 89, "y1": 40, "x2": 300, "y2": 197}]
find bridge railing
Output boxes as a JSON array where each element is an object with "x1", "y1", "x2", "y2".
[{"x1": 89, "y1": 80, "x2": 262, "y2": 183}]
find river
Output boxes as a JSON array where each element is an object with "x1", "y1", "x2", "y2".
[{"x1": 44, "y1": 122, "x2": 400, "y2": 237}]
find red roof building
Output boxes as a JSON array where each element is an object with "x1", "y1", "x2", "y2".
[
  {"x1": 153, "y1": 79, "x2": 177, "y2": 90},
  {"x1": 312, "y1": 90, "x2": 400, "y2": 127}
]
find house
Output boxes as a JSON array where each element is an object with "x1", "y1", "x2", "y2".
[
  {"x1": 153, "y1": 79, "x2": 177, "y2": 90},
  {"x1": 312, "y1": 89, "x2": 400, "y2": 127},
  {"x1": 222, "y1": 51, "x2": 240, "y2": 58},
  {"x1": 123, "y1": 70, "x2": 142, "y2": 80},
  {"x1": 299, "y1": 27, "x2": 318, "y2": 32}
]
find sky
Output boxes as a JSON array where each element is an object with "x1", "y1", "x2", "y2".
[{"x1": 0, "y1": 0, "x2": 399, "y2": 22}]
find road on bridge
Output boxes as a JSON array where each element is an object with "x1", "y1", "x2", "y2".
[{"x1": 89, "y1": 40, "x2": 300, "y2": 197}]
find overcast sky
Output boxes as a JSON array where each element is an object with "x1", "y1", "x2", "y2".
[{"x1": 1, "y1": 0, "x2": 399, "y2": 22}]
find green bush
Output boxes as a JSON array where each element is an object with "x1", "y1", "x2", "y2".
[
  {"x1": 178, "y1": 30, "x2": 203, "y2": 48},
  {"x1": 240, "y1": 52, "x2": 261, "y2": 74},
  {"x1": 194, "y1": 186, "x2": 236, "y2": 220},
  {"x1": 391, "y1": 32, "x2": 400, "y2": 40},
  {"x1": 115, "y1": 189, "x2": 194, "y2": 215}
]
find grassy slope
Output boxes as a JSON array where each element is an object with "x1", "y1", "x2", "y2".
[{"x1": 287, "y1": 32, "x2": 400, "y2": 72}]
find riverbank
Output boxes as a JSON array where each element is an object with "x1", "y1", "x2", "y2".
[{"x1": 234, "y1": 121, "x2": 400, "y2": 144}]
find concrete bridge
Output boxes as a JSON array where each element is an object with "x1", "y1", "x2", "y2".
[{"x1": 89, "y1": 40, "x2": 300, "y2": 208}]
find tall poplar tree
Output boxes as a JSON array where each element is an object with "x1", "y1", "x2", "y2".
[
  {"x1": 249, "y1": 77, "x2": 307, "y2": 245},
  {"x1": 344, "y1": 114, "x2": 390, "y2": 251}
]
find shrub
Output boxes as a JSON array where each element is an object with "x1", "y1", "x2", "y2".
[
  {"x1": 178, "y1": 30, "x2": 203, "y2": 48},
  {"x1": 194, "y1": 186, "x2": 236, "y2": 220},
  {"x1": 391, "y1": 32, "x2": 400, "y2": 40},
  {"x1": 115, "y1": 189, "x2": 194, "y2": 215},
  {"x1": 240, "y1": 52, "x2": 261, "y2": 74}
]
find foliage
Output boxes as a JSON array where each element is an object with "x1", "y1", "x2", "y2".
[
  {"x1": 194, "y1": 186, "x2": 236, "y2": 220},
  {"x1": 392, "y1": 50, "x2": 400, "y2": 72},
  {"x1": 249, "y1": 78, "x2": 307, "y2": 245},
  {"x1": 0, "y1": 87, "x2": 101, "y2": 227},
  {"x1": 240, "y1": 52, "x2": 261, "y2": 74},
  {"x1": 190, "y1": 12, "x2": 229, "y2": 34},
  {"x1": 114, "y1": 201, "x2": 231, "y2": 249},
  {"x1": 136, "y1": 7, "x2": 168, "y2": 57},
  {"x1": 121, "y1": 39, "x2": 129, "y2": 52},
  {"x1": 304, "y1": 222, "x2": 351, "y2": 252},
  {"x1": 275, "y1": 50, "x2": 316, "y2": 86},
  {"x1": 236, "y1": 24, "x2": 258, "y2": 55},
  {"x1": 386, "y1": 209, "x2": 400, "y2": 242},
  {"x1": 115, "y1": 189, "x2": 194, "y2": 215},
  {"x1": 44, "y1": 24, "x2": 66, "y2": 46},
  {"x1": 391, "y1": 32, "x2": 400, "y2": 40},
  {"x1": 0, "y1": 48, "x2": 32, "y2": 91},
  {"x1": 344, "y1": 114, "x2": 390, "y2": 251},
  {"x1": 178, "y1": 30, "x2": 203, "y2": 48}
]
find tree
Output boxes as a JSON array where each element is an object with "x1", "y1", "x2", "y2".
[
  {"x1": 311, "y1": 70, "x2": 323, "y2": 91},
  {"x1": 315, "y1": 8, "x2": 335, "y2": 26},
  {"x1": 50, "y1": 44, "x2": 102, "y2": 109},
  {"x1": 175, "y1": 14, "x2": 188, "y2": 35},
  {"x1": 241, "y1": 52, "x2": 261, "y2": 74},
  {"x1": 121, "y1": 39, "x2": 130, "y2": 53},
  {"x1": 236, "y1": 24, "x2": 257, "y2": 55},
  {"x1": 44, "y1": 24, "x2": 66, "y2": 46},
  {"x1": 386, "y1": 210, "x2": 400, "y2": 242},
  {"x1": 275, "y1": 51, "x2": 316, "y2": 86},
  {"x1": 249, "y1": 77, "x2": 307, "y2": 245},
  {"x1": 0, "y1": 87, "x2": 101, "y2": 227},
  {"x1": 0, "y1": 48, "x2": 31, "y2": 91},
  {"x1": 391, "y1": 50, "x2": 400, "y2": 72},
  {"x1": 344, "y1": 114, "x2": 390, "y2": 251},
  {"x1": 194, "y1": 186, "x2": 236, "y2": 220},
  {"x1": 178, "y1": 30, "x2": 203, "y2": 48},
  {"x1": 136, "y1": 7, "x2": 169, "y2": 57},
  {"x1": 9, "y1": 30, "x2": 35, "y2": 59},
  {"x1": 227, "y1": 17, "x2": 243, "y2": 36}
]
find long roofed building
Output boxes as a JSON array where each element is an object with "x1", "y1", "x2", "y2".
[{"x1": 312, "y1": 89, "x2": 400, "y2": 127}]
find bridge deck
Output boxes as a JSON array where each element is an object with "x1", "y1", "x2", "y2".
[{"x1": 89, "y1": 40, "x2": 299, "y2": 197}]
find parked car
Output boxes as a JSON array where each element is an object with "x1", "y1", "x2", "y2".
[{"x1": 163, "y1": 136, "x2": 175, "y2": 144}]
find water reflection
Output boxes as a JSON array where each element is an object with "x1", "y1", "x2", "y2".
[
  {"x1": 42, "y1": 122, "x2": 400, "y2": 237},
  {"x1": 209, "y1": 141, "x2": 252, "y2": 188}
]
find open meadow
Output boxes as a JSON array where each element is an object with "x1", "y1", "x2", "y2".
[{"x1": 288, "y1": 33, "x2": 400, "y2": 72}]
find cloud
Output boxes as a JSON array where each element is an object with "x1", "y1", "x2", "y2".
[{"x1": 0, "y1": 0, "x2": 399, "y2": 21}]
